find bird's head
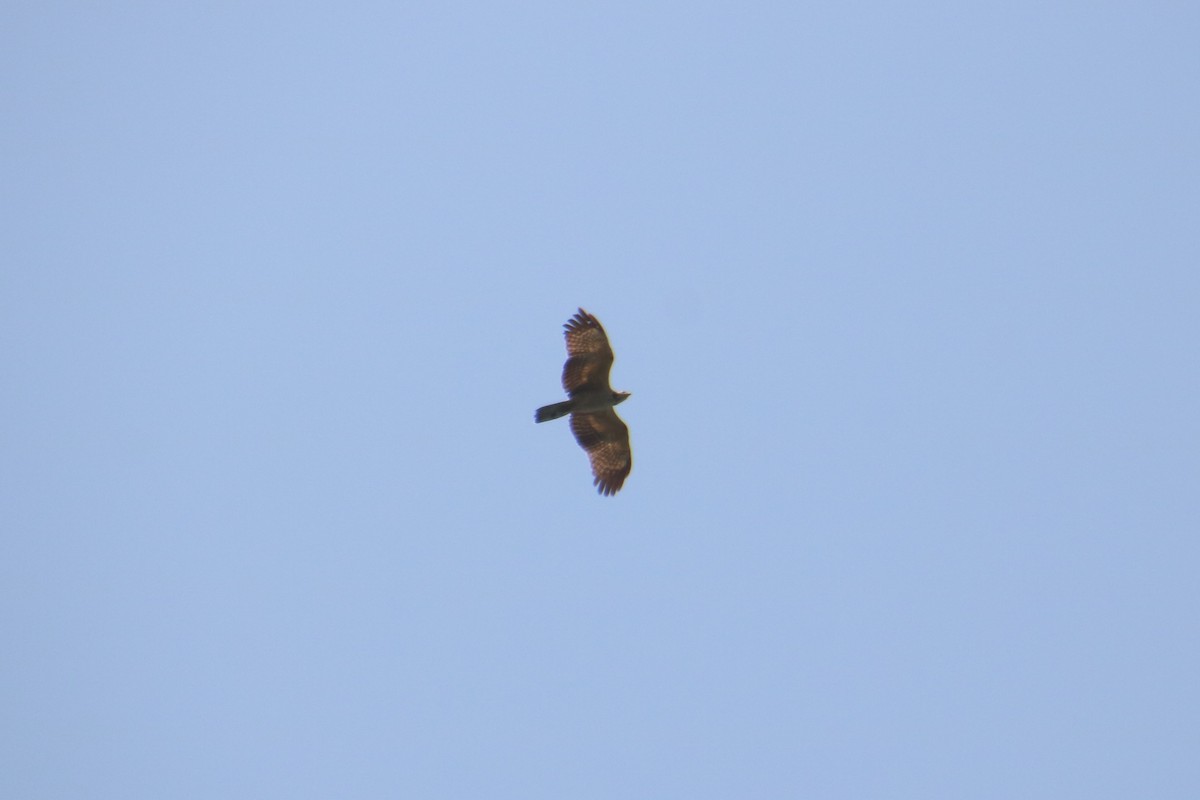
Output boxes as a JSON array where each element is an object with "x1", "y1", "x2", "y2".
[{"x1": 613, "y1": 391, "x2": 631, "y2": 405}]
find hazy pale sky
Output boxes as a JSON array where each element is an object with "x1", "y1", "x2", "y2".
[{"x1": 3, "y1": 3, "x2": 1198, "y2": 798}]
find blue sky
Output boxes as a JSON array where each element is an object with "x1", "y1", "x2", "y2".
[{"x1": 3, "y1": 3, "x2": 1198, "y2": 798}]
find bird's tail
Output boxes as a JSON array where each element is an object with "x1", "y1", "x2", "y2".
[{"x1": 534, "y1": 400, "x2": 574, "y2": 423}]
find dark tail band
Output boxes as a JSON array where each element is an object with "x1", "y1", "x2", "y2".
[{"x1": 534, "y1": 400, "x2": 573, "y2": 423}]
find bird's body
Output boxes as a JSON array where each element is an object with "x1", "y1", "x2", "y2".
[{"x1": 535, "y1": 309, "x2": 632, "y2": 496}]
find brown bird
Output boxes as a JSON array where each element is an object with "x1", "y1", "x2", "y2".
[{"x1": 535, "y1": 309, "x2": 632, "y2": 496}]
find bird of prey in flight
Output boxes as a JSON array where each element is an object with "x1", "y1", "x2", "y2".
[{"x1": 535, "y1": 309, "x2": 632, "y2": 496}]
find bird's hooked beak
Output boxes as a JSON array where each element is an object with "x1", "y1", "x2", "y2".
[{"x1": 614, "y1": 391, "x2": 631, "y2": 405}]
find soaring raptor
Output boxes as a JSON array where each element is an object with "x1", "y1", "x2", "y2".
[{"x1": 535, "y1": 309, "x2": 632, "y2": 496}]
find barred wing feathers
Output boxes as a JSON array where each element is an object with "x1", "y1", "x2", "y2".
[
  {"x1": 570, "y1": 410, "x2": 632, "y2": 497},
  {"x1": 562, "y1": 309, "x2": 615, "y2": 396}
]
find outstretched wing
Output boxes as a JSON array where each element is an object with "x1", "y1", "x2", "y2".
[
  {"x1": 570, "y1": 410, "x2": 632, "y2": 496},
  {"x1": 562, "y1": 309, "x2": 614, "y2": 396}
]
